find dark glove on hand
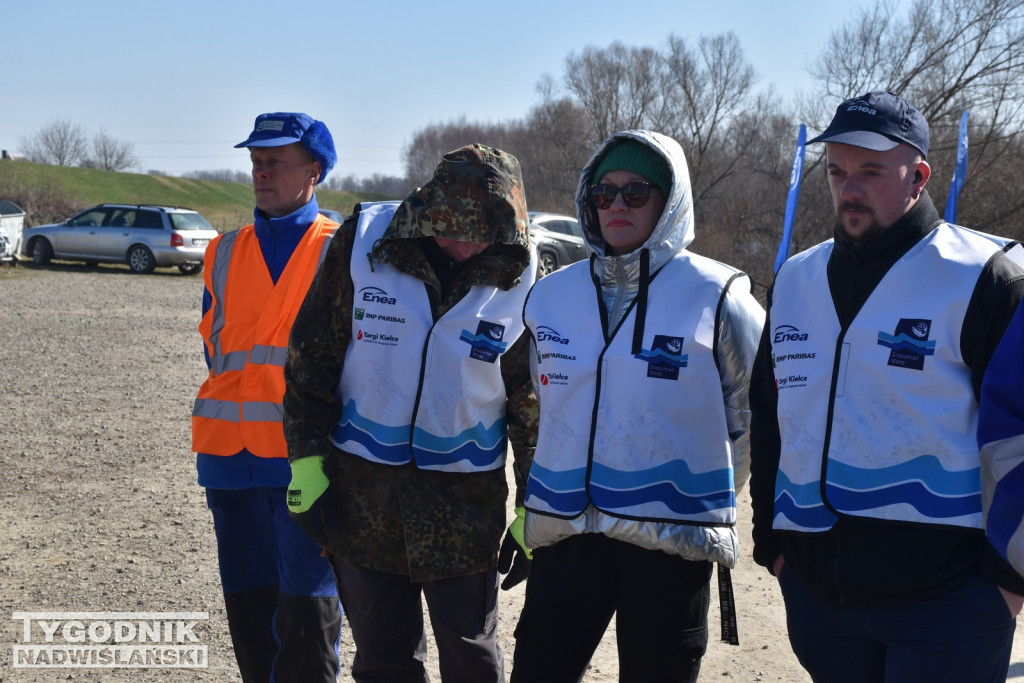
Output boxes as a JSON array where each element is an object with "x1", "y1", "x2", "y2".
[
  {"x1": 287, "y1": 456, "x2": 337, "y2": 550},
  {"x1": 497, "y1": 506, "x2": 532, "y2": 590}
]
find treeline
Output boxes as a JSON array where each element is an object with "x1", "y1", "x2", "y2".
[{"x1": 392, "y1": 0, "x2": 1024, "y2": 293}]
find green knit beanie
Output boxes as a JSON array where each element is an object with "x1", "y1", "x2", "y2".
[{"x1": 593, "y1": 139, "x2": 672, "y2": 197}]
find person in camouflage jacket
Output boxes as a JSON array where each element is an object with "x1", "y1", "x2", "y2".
[{"x1": 283, "y1": 144, "x2": 538, "y2": 682}]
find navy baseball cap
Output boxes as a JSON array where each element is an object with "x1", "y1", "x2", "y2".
[
  {"x1": 235, "y1": 112, "x2": 337, "y2": 184},
  {"x1": 808, "y1": 91, "x2": 929, "y2": 159}
]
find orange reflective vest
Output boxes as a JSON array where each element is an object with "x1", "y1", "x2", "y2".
[{"x1": 191, "y1": 215, "x2": 336, "y2": 459}]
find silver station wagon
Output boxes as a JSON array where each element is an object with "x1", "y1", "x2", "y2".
[{"x1": 21, "y1": 203, "x2": 219, "y2": 275}]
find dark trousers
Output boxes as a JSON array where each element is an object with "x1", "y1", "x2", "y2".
[
  {"x1": 207, "y1": 487, "x2": 342, "y2": 683},
  {"x1": 510, "y1": 534, "x2": 712, "y2": 683},
  {"x1": 330, "y1": 555, "x2": 503, "y2": 683},
  {"x1": 779, "y1": 565, "x2": 1016, "y2": 682}
]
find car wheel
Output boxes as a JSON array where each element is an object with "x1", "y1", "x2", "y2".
[
  {"x1": 539, "y1": 251, "x2": 558, "y2": 277},
  {"x1": 31, "y1": 239, "x2": 53, "y2": 266},
  {"x1": 127, "y1": 245, "x2": 156, "y2": 274},
  {"x1": 178, "y1": 262, "x2": 203, "y2": 275}
]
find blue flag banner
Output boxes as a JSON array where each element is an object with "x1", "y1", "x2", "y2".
[
  {"x1": 774, "y1": 124, "x2": 807, "y2": 274},
  {"x1": 944, "y1": 110, "x2": 969, "y2": 224}
]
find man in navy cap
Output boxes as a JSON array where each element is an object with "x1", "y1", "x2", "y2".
[
  {"x1": 749, "y1": 92, "x2": 1024, "y2": 682},
  {"x1": 192, "y1": 112, "x2": 343, "y2": 683}
]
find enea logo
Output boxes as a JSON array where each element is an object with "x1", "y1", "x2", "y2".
[
  {"x1": 773, "y1": 325, "x2": 809, "y2": 344},
  {"x1": 877, "y1": 318, "x2": 935, "y2": 371},
  {"x1": 459, "y1": 321, "x2": 507, "y2": 364},
  {"x1": 536, "y1": 326, "x2": 570, "y2": 345},
  {"x1": 846, "y1": 101, "x2": 878, "y2": 116},
  {"x1": 358, "y1": 287, "x2": 397, "y2": 305},
  {"x1": 633, "y1": 334, "x2": 687, "y2": 381}
]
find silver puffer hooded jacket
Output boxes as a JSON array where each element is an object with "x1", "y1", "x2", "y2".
[{"x1": 525, "y1": 129, "x2": 764, "y2": 566}]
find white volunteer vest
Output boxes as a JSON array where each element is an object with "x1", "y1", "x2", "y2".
[
  {"x1": 524, "y1": 250, "x2": 744, "y2": 524},
  {"x1": 331, "y1": 201, "x2": 536, "y2": 472},
  {"x1": 771, "y1": 224, "x2": 999, "y2": 532}
]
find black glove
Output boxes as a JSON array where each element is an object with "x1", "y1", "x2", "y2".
[{"x1": 497, "y1": 507, "x2": 532, "y2": 590}]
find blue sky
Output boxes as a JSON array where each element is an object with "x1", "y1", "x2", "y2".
[{"x1": 1, "y1": 0, "x2": 886, "y2": 180}]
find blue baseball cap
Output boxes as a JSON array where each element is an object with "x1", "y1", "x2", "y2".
[
  {"x1": 808, "y1": 91, "x2": 929, "y2": 159},
  {"x1": 235, "y1": 112, "x2": 337, "y2": 184}
]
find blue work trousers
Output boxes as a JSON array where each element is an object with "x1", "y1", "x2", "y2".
[{"x1": 206, "y1": 486, "x2": 342, "y2": 683}]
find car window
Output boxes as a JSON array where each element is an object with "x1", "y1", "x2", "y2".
[
  {"x1": 169, "y1": 213, "x2": 214, "y2": 231},
  {"x1": 70, "y1": 209, "x2": 109, "y2": 227},
  {"x1": 134, "y1": 211, "x2": 163, "y2": 229},
  {"x1": 108, "y1": 210, "x2": 135, "y2": 228}
]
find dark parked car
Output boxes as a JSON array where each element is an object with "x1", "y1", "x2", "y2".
[
  {"x1": 21, "y1": 204, "x2": 219, "y2": 275},
  {"x1": 529, "y1": 211, "x2": 586, "y2": 276}
]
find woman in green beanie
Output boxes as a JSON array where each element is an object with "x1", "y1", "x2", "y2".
[{"x1": 510, "y1": 131, "x2": 765, "y2": 682}]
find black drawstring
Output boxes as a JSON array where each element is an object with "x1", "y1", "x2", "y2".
[{"x1": 631, "y1": 249, "x2": 650, "y2": 355}]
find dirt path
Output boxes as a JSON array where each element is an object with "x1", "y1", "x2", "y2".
[{"x1": 0, "y1": 264, "x2": 1021, "y2": 681}]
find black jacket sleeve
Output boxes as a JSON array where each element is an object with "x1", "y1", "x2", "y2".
[{"x1": 748, "y1": 285, "x2": 783, "y2": 573}]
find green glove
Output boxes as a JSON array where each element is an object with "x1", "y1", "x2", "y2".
[
  {"x1": 287, "y1": 456, "x2": 329, "y2": 514},
  {"x1": 508, "y1": 506, "x2": 532, "y2": 559}
]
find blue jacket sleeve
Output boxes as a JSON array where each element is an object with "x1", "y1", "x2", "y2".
[{"x1": 979, "y1": 301, "x2": 1024, "y2": 580}]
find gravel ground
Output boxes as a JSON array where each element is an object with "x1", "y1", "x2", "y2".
[{"x1": 1, "y1": 261, "x2": 1022, "y2": 682}]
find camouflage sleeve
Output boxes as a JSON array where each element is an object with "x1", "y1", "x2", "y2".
[
  {"x1": 502, "y1": 331, "x2": 538, "y2": 507},
  {"x1": 283, "y1": 217, "x2": 356, "y2": 460}
]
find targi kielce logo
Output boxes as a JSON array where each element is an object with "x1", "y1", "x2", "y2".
[{"x1": 12, "y1": 611, "x2": 209, "y2": 669}]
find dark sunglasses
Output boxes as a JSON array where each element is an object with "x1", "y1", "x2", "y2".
[{"x1": 588, "y1": 181, "x2": 653, "y2": 210}]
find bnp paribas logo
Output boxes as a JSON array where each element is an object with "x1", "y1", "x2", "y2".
[{"x1": 12, "y1": 611, "x2": 209, "y2": 669}]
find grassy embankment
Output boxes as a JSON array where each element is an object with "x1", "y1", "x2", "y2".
[{"x1": 0, "y1": 160, "x2": 392, "y2": 231}]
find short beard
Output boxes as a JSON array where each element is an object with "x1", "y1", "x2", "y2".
[{"x1": 834, "y1": 202, "x2": 883, "y2": 245}]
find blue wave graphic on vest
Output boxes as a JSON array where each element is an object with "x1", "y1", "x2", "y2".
[
  {"x1": 877, "y1": 331, "x2": 937, "y2": 355},
  {"x1": 412, "y1": 418, "x2": 507, "y2": 469},
  {"x1": 773, "y1": 470, "x2": 837, "y2": 529},
  {"x1": 987, "y1": 460, "x2": 1024, "y2": 564},
  {"x1": 591, "y1": 482, "x2": 734, "y2": 516},
  {"x1": 632, "y1": 347, "x2": 688, "y2": 367},
  {"x1": 827, "y1": 456, "x2": 980, "y2": 497},
  {"x1": 333, "y1": 400, "x2": 507, "y2": 468},
  {"x1": 773, "y1": 489, "x2": 838, "y2": 529},
  {"x1": 525, "y1": 462, "x2": 589, "y2": 514},
  {"x1": 825, "y1": 481, "x2": 980, "y2": 519},
  {"x1": 459, "y1": 329, "x2": 508, "y2": 354},
  {"x1": 590, "y1": 460, "x2": 732, "y2": 495},
  {"x1": 332, "y1": 400, "x2": 412, "y2": 464}
]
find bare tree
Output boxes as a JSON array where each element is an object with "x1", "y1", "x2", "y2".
[
  {"x1": 658, "y1": 32, "x2": 759, "y2": 202},
  {"x1": 327, "y1": 173, "x2": 412, "y2": 197},
  {"x1": 84, "y1": 129, "x2": 137, "y2": 172},
  {"x1": 509, "y1": 77, "x2": 594, "y2": 213},
  {"x1": 21, "y1": 119, "x2": 89, "y2": 166},
  {"x1": 563, "y1": 42, "x2": 663, "y2": 145},
  {"x1": 801, "y1": 0, "x2": 1024, "y2": 240},
  {"x1": 185, "y1": 169, "x2": 250, "y2": 183},
  {"x1": 402, "y1": 118, "x2": 518, "y2": 187}
]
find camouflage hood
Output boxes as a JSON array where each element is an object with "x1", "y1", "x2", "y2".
[{"x1": 371, "y1": 144, "x2": 531, "y2": 290}]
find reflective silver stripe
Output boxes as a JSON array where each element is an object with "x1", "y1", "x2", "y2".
[
  {"x1": 248, "y1": 344, "x2": 288, "y2": 367},
  {"x1": 207, "y1": 231, "x2": 240, "y2": 373},
  {"x1": 212, "y1": 350, "x2": 249, "y2": 375},
  {"x1": 242, "y1": 401, "x2": 284, "y2": 422},
  {"x1": 192, "y1": 397, "x2": 242, "y2": 422}
]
